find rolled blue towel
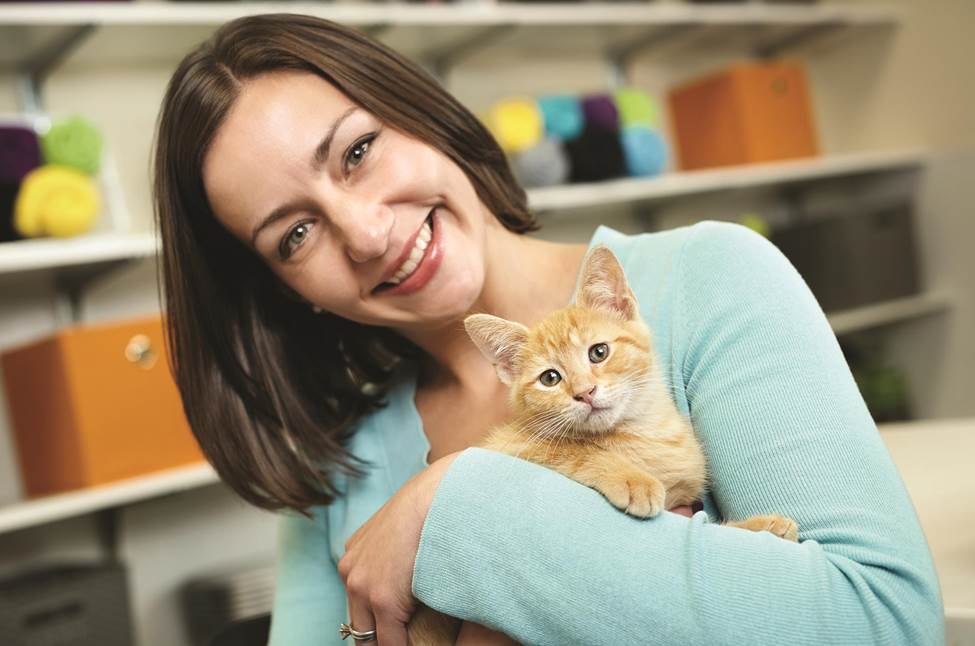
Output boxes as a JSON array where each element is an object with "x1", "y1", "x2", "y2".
[
  {"x1": 620, "y1": 125, "x2": 669, "y2": 177},
  {"x1": 537, "y1": 95, "x2": 584, "y2": 141}
]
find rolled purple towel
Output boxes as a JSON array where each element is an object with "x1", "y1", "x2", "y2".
[
  {"x1": 581, "y1": 94, "x2": 619, "y2": 132},
  {"x1": 0, "y1": 125, "x2": 42, "y2": 183}
]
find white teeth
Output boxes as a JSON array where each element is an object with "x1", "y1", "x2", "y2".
[
  {"x1": 385, "y1": 219, "x2": 433, "y2": 287},
  {"x1": 399, "y1": 257, "x2": 419, "y2": 276},
  {"x1": 408, "y1": 245, "x2": 424, "y2": 264}
]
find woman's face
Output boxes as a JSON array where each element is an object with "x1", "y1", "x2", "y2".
[{"x1": 202, "y1": 70, "x2": 492, "y2": 330}]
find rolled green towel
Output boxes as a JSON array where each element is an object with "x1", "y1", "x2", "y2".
[
  {"x1": 41, "y1": 116, "x2": 103, "y2": 175},
  {"x1": 614, "y1": 87, "x2": 660, "y2": 129}
]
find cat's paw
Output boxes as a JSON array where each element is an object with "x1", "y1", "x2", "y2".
[
  {"x1": 598, "y1": 474, "x2": 666, "y2": 518},
  {"x1": 730, "y1": 514, "x2": 799, "y2": 542}
]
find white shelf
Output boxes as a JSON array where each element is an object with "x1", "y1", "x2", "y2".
[
  {"x1": 0, "y1": 231, "x2": 159, "y2": 276},
  {"x1": 827, "y1": 291, "x2": 952, "y2": 336},
  {"x1": 0, "y1": 2, "x2": 902, "y2": 27},
  {"x1": 0, "y1": 1, "x2": 901, "y2": 68},
  {"x1": 0, "y1": 461, "x2": 218, "y2": 535},
  {"x1": 527, "y1": 150, "x2": 925, "y2": 212}
]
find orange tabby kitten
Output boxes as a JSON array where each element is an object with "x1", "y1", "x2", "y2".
[{"x1": 406, "y1": 245, "x2": 797, "y2": 646}]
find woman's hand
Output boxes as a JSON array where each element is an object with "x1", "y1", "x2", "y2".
[{"x1": 338, "y1": 451, "x2": 462, "y2": 646}]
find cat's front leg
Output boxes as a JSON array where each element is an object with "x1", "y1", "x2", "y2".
[
  {"x1": 725, "y1": 514, "x2": 799, "y2": 542},
  {"x1": 556, "y1": 451, "x2": 667, "y2": 519}
]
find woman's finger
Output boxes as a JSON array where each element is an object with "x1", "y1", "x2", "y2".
[
  {"x1": 345, "y1": 587, "x2": 377, "y2": 644},
  {"x1": 375, "y1": 613, "x2": 409, "y2": 646}
]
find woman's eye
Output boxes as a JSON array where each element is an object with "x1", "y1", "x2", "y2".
[
  {"x1": 345, "y1": 133, "x2": 376, "y2": 173},
  {"x1": 278, "y1": 221, "x2": 315, "y2": 260},
  {"x1": 588, "y1": 343, "x2": 609, "y2": 363},
  {"x1": 539, "y1": 369, "x2": 562, "y2": 387}
]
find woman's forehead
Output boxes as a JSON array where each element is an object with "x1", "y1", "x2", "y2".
[{"x1": 201, "y1": 72, "x2": 357, "y2": 240}]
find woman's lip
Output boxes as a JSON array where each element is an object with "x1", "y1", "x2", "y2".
[
  {"x1": 378, "y1": 209, "x2": 443, "y2": 297},
  {"x1": 376, "y1": 209, "x2": 433, "y2": 288}
]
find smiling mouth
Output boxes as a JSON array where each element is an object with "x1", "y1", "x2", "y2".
[{"x1": 373, "y1": 209, "x2": 435, "y2": 294}]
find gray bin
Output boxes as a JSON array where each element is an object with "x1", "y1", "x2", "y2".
[
  {"x1": 0, "y1": 562, "x2": 134, "y2": 646},
  {"x1": 770, "y1": 202, "x2": 921, "y2": 313}
]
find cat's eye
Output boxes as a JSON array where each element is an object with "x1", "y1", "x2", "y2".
[
  {"x1": 538, "y1": 369, "x2": 562, "y2": 387},
  {"x1": 589, "y1": 343, "x2": 609, "y2": 363}
]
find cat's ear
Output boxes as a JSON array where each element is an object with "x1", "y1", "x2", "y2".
[
  {"x1": 464, "y1": 314, "x2": 529, "y2": 385},
  {"x1": 575, "y1": 245, "x2": 639, "y2": 320}
]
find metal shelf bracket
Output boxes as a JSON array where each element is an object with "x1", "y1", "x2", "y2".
[{"x1": 15, "y1": 24, "x2": 98, "y2": 113}]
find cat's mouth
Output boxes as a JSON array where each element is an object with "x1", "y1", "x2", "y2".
[{"x1": 577, "y1": 404, "x2": 619, "y2": 432}]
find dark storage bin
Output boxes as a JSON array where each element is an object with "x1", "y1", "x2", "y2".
[
  {"x1": 770, "y1": 202, "x2": 921, "y2": 313},
  {"x1": 181, "y1": 562, "x2": 274, "y2": 646},
  {"x1": 0, "y1": 562, "x2": 134, "y2": 646}
]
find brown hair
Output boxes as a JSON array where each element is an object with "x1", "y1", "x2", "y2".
[{"x1": 152, "y1": 13, "x2": 537, "y2": 513}]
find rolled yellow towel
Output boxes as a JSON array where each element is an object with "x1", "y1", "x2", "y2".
[
  {"x1": 484, "y1": 97, "x2": 543, "y2": 154},
  {"x1": 14, "y1": 165, "x2": 100, "y2": 238}
]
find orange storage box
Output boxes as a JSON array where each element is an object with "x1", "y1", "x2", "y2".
[
  {"x1": 667, "y1": 60, "x2": 819, "y2": 170},
  {"x1": 1, "y1": 315, "x2": 203, "y2": 497}
]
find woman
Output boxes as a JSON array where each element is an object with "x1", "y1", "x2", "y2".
[{"x1": 152, "y1": 13, "x2": 944, "y2": 646}]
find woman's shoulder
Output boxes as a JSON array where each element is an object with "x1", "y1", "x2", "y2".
[
  {"x1": 592, "y1": 219, "x2": 771, "y2": 265},
  {"x1": 592, "y1": 219, "x2": 784, "y2": 302}
]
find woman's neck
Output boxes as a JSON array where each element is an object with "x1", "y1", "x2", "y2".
[{"x1": 398, "y1": 222, "x2": 588, "y2": 392}]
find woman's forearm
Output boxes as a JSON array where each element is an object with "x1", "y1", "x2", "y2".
[{"x1": 413, "y1": 448, "x2": 941, "y2": 645}]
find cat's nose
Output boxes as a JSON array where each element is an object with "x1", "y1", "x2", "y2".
[{"x1": 573, "y1": 385, "x2": 597, "y2": 405}]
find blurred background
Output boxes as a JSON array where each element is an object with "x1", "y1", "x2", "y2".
[{"x1": 0, "y1": 0, "x2": 972, "y2": 644}]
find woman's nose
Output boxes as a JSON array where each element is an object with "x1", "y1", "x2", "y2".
[{"x1": 329, "y1": 199, "x2": 393, "y2": 264}]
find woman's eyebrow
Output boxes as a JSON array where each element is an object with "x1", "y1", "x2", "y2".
[{"x1": 250, "y1": 106, "x2": 359, "y2": 248}]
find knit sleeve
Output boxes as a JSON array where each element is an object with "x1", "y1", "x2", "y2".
[
  {"x1": 267, "y1": 506, "x2": 348, "y2": 646},
  {"x1": 411, "y1": 220, "x2": 944, "y2": 645}
]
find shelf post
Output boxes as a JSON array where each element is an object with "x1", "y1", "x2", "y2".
[
  {"x1": 423, "y1": 24, "x2": 513, "y2": 83},
  {"x1": 15, "y1": 24, "x2": 98, "y2": 113},
  {"x1": 94, "y1": 508, "x2": 121, "y2": 563},
  {"x1": 606, "y1": 24, "x2": 698, "y2": 89}
]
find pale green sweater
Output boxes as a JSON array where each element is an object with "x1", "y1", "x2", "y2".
[{"x1": 268, "y1": 220, "x2": 944, "y2": 645}]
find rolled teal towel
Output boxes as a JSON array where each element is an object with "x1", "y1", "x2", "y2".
[
  {"x1": 41, "y1": 116, "x2": 103, "y2": 175},
  {"x1": 620, "y1": 125, "x2": 668, "y2": 177},
  {"x1": 537, "y1": 95, "x2": 584, "y2": 141}
]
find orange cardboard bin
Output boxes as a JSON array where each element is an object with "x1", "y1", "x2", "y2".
[
  {"x1": 1, "y1": 315, "x2": 203, "y2": 497},
  {"x1": 668, "y1": 60, "x2": 819, "y2": 170}
]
